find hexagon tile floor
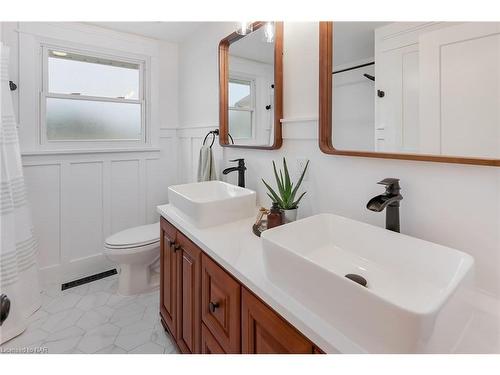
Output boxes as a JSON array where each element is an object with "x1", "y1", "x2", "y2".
[{"x1": 0, "y1": 275, "x2": 178, "y2": 354}]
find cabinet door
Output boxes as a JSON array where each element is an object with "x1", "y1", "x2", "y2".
[
  {"x1": 176, "y1": 232, "x2": 201, "y2": 354},
  {"x1": 201, "y1": 254, "x2": 241, "y2": 353},
  {"x1": 242, "y1": 288, "x2": 313, "y2": 354},
  {"x1": 313, "y1": 346, "x2": 326, "y2": 354},
  {"x1": 160, "y1": 218, "x2": 177, "y2": 339},
  {"x1": 201, "y1": 323, "x2": 225, "y2": 354}
]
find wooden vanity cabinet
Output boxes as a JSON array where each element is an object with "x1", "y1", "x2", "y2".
[
  {"x1": 241, "y1": 288, "x2": 314, "y2": 354},
  {"x1": 201, "y1": 323, "x2": 226, "y2": 354},
  {"x1": 201, "y1": 254, "x2": 241, "y2": 353},
  {"x1": 176, "y1": 231, "x2": 202, "y2": 354},
  {"x1": 160, "y1": 218, "x2": 178, "y2": 339},
  {"x1": 159, "y1": 217, "x2": 324, "y2": 354},
  {"x1": 160, "y1": 218, "x2": 202, "y2": 353}
]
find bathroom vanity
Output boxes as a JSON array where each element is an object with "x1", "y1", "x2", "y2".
[
  {"x1": 158, "y1": 181, "x2": 474, "y2": 354},
  {"x1": 158, "y1": 216, "x2": 323, "y2": 354}
]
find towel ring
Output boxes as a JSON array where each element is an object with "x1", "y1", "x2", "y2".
[
  {"x1": 203, "y1": 129, "x2": 234, "y2": 148},
  {"x1": 203, "y1": 130, "x2": 218, "y2": 148}
]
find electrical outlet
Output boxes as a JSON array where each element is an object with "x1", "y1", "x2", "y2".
[{"x1": 296, "y1": 158, "x2": 309, "y2": 181}]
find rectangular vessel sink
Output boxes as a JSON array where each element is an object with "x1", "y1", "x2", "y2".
[
  {"x1": 261, "y1": 213, "x2": 474, "y2": 353},
  {"x1": 168, "y1": 181, "x2": 256, "y2": 228}
]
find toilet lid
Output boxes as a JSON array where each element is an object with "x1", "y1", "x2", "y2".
[{"x1": 105, "y1": 222, "x2": 160, "y2": 248}]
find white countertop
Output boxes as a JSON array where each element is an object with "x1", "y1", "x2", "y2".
[{"x1": 157, "y1": 204, "x2": 366, "y2": 354}]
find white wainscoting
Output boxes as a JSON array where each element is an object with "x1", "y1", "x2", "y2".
[
  {"x1": 22, "y1": 128, "x2": 177, "y2": 286},
  {"x1": 176, "y1": 125, "x2": 225, "y2": 184}
]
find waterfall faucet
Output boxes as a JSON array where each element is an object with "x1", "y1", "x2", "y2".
[
  {"x1": 366, "y1": 178, "x2": 403, "y2": 233},
  {"x1": 222, "y1": 159, "x2": 246, "y2": 188}
]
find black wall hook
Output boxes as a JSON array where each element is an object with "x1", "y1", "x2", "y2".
[
  {"x1": 363, "y1": 74, "x2": 375, "y2": 82},
  {"x1": 9, "y1": 81, "x2": 17, "y2": 91}
]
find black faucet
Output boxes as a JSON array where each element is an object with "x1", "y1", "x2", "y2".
[
  {"x1": 366, "y1": 178, "x2": 403, "y2": 233},
  {"x1": 222, "y1": 159, "x2": 246, "y2": 188}
]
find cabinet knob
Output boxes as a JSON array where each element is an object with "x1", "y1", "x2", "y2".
[
  {"x1": 173, "y1": 243, "x2": 181, "y2": 252},
  {"x1": 209, "y1": 301, "x2": 219, "y2": 313}
]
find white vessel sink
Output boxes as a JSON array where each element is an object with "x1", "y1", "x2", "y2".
[
  {"x1": 261, "y1": 213, "x2": 474, "y2": 353},
  {"x1": 168, "y1": 181, "x2": 256, "y2": 228}
]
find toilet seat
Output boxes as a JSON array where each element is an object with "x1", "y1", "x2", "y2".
[
  {"x1": 105, "y1": 222, "x2": 160, "y2": 249},
  {"x1": 104, "y1": 241, "x2": 159, "y2": 255},
  {"x1": 104, "y1": 240, "x2": 159, "y2": 250}
]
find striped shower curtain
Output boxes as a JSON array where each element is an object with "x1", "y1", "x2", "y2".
[{"x1": 0, "y1": 42, "x2": 41, "y2": 344}]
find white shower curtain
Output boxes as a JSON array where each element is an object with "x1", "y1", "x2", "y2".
[{"x1": 0, "y1": 42, "x2": 41, "y2": 344}]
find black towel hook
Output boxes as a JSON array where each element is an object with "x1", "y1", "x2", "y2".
[{"x1": 9, "y1": 81, "x2": 17, "y2": 91}]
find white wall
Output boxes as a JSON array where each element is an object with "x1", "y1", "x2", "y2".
[
  {"x1": 333, "y1": 62, "x2": 375, "y2": 151},
  {"x1": 179, "y1": 22, "x2": 235, "y2": 129},
  {"x1": 178, "y1": 22, "x2": 500, "y2": 308},
  {"x1": 1, "y1": 22, "x2": 178, "y2": 285},
  {"x1": 176, "y1": 22, "x2": 235, "y2": 183}
]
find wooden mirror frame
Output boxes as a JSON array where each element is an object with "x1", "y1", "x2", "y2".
[
  {"x1": 219, "y1": 21, "x2": 283, "y2": 149},
  {"x1": 318, "y1": 21, "x2": 500, "y2": 167}
]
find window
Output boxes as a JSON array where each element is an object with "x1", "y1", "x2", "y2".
[
  {"x1": 228, "y1": 78, "x2": 254, "y2": 139},
  {"x1": 42, "y1": 47, "x2": 145, "y2": 142}
]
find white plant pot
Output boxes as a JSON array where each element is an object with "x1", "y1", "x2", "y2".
[{"x1": 283, "y1": 208, "x2": 298, "y2": 223}]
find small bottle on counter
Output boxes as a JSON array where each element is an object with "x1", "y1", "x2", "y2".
[{"x1": 267, "y1": 202, "x2": 284, "y2": 229}]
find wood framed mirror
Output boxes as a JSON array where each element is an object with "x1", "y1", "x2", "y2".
[
  {"x1": 219, "y1": 22, "x2": 283, "y2": 149},
  {"x1": 319, "y1": 21, "x2": 500, "y2": 166}
]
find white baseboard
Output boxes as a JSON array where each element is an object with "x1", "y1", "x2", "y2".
[{"x1": 39, "y1": 253, "x2": 115, "y2": 289}]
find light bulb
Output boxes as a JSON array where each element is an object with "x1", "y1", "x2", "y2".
[
  {"x1": 236, "y1": 21, "x2": 253, "y2": 36},
  {"x1": 264, "y1": 22, "x2": 275, "y2": 43}
]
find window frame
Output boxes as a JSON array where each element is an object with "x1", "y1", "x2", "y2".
[
  {"x1": 39, "y1": 43, "x2": 148, "y2": 146},
  {"x1": 228, "y1": 75, "x2": 256, "y2": 140}
]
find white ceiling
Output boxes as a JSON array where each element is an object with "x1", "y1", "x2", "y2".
[
  {"x1": 333, "y1": 22, "x2": 389, "y2": 67},
  {"x1": 89, "y1": 22, "x2": 215, "y2": 43},
  {"x1": 229, "y1": 27, "x2": 274, "y2": 65}
]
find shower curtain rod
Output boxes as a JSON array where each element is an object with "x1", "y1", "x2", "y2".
[{"x1": 332, "y1": 61, "x2": 374, "y2": 75}]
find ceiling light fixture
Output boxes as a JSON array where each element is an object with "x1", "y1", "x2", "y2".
[
  {"x1": 264, "y1": 22, "x2": 275, "y2": 43},
  {"x1": 236, "y1": 21, "x2": 253, "y2": 36}
]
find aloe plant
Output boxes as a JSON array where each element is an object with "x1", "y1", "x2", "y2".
[{"x1": 262, "y1": 158, "x2": 310, "y2": 210}]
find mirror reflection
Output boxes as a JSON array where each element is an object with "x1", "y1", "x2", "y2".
[
  {"x1": 228, "y1": 24, "x2": 275, "y2": 146},
  {"x1": 332, "y1": 22, "x2": 500, "y2": 158}
]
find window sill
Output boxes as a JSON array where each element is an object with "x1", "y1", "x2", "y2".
[{"x1": 21, "y1": 147, "x2": 161, "y2": 156}]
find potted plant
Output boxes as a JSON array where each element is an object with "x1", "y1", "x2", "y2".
[{"x1": 262, "y1": 158, "x2": 310, "y2": 223}]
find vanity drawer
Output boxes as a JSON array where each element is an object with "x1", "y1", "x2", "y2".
[
  {"x1": 201, "y1": 254, "x2": 241, "y2": 353},
  {"x1": 201, "y1": 323, "x2": 225, "y2": 354}
]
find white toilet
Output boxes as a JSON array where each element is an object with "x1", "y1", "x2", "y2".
[{"x1": 103, "y1": 222, "x2": 160, "y2": 296}]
